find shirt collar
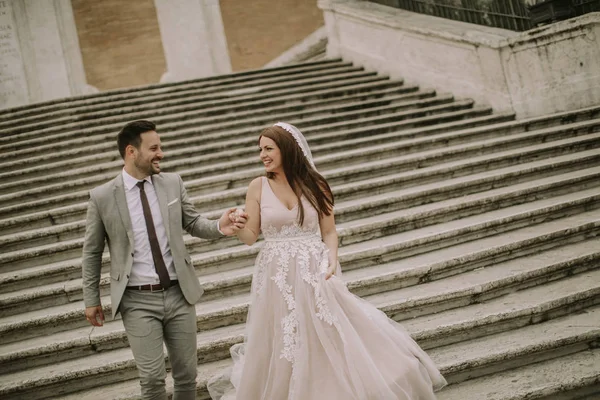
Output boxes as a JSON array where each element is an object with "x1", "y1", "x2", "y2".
[{"x1": 122, "y1": 169, "x2": 152, "y2": 191}]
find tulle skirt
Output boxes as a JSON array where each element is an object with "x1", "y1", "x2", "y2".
[{"x1": 208, "y1": 238, "x2": 446, "y2": 400}]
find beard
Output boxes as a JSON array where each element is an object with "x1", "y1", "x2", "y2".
[{"x1": 134, "y1": 156, "x2": 160, "y2": 176}]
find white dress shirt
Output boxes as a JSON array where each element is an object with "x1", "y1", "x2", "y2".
[{"x1": 122, "y1": 169, "x2": 176, "y2": 285}]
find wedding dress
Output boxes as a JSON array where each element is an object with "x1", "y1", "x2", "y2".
[{"x1": 207, "y1": 176, "x2": 447, "y2": 400}]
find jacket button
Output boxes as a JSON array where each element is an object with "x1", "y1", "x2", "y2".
[{"x1": 131, "y1": 252, "x2": 134, "y2": 257}]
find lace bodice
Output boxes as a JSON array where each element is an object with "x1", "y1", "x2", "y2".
[{"x1": 260, "y1": 177, "x2": 320, "y2": 240}]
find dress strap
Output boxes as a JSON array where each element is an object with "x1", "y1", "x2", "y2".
[{"x1": 260, "y1": 176, "x2": 268, "y2": 202}]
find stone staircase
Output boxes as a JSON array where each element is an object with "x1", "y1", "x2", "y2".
[{"x1": 0, "y1": 59, "x2": 599, "y2": 400}]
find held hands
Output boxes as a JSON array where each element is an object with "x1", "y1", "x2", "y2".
[
  {"x1": 85, "y1": 305, "x2": 105, "y2": 326},
  {"x1": 219, "y1": 207, "x2": 248, "y2": 236}
]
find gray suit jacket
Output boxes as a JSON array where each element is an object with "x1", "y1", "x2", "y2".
[{"x1": 82, "y1": 172, "x2": 222, "y2": 318}]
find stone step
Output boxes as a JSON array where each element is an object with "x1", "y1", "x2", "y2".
[
  {"x1": 3, "y1": 151, "x2": 598, "y2": 298},
  {"x1": 0, "y1": 75, "x2": 402, "y2": 160},
  {"x1": 2, "y1": 156, "x2": 598, "y2": 277},
  {"x1": 343, "y1": 213, "x2": 600, "y2": 300},
  {"x1": 2, "y1": 192, "x2": 598, "y2": 347},
  {"x1": 0, "y1": 57, "x2": 597, "y2": 400},
  {"x1": 0, "y1": 60, "x2": 351, "y2": 132},
  {"x1": 432, "y1": 307, "x2": 600, "y2": 385},
  {"x1": 436, "y1": 349, "x2": 600, "y2": 400},
  {"x1": 369, "y1": 273, "x2": 600, "y2": 395},
  {"x1": 334, "y1": 188, "x2": 600, "y2": 267},
  {"x1": 192, "y1": 187, "x2": 600, "y2": 275},
  {"x1": 333, "y1": 149, "x2": 600, "y2": 216},
  {"x1": 369, "y1": 245, "x2": 600, "y2": 323},
  {"x1": 0, "y1": 88, "x2": 439, "y2": 181},
  {"x1": 0, "y1": 59, "x2": 346, "y2": 124},
  {"x1": 0, "y1": 61, "x2": 339, "y2": 127},
  {"x1": 0, "y1": 107, "x2": 506, "y2": 218},
  {"x1": 135, "y1": 117, "x2": 600, "y2": 199},
  {"x1": 1, "y1": 246, "x2": 598, "y2": 399},
  {"x1": 158, "y1": 104, "x2": 595, "y2": 183},
  {"x1": 0, "y1": 91, "x2": 463, "y2": 173},
  {"x1": 378, "y1": 241, "x2": 600, "y2": 349},
  {"x1": 0, "y1": 329, "x2": 234, "y2": 400},
  {"x1": 3, "y1": 147, "x2": 597, "y2": 254},
  {"x1": 3, "y1": 111, "x2": 597, "y2": 218},
  {"x1": 0, "y1": 180, "x2": 600, "y2": 316},
  {"x1": 0, "y1": 112, "x2": 515, "y2": 231},
  {"x1": 6, "y1": 92, "x2": 594, "y2": 192},
  {"x1": 0, "y1": 68, "x2": 386, "y2": 152},
  {"x1": 55, "y1": 360, "x2": 230, "y2": 400},
  {"x1": 0, "y1": 60, "x2": 357, "y2": 131},
  {"x1": 9, "y1": 107, "x2": 600, "y2": 234},
  {"x1": 1, "y1": 211, "x2": 599, "y2": 370},
  {"x1": 49, "y1": 281, "x2": 600, "y2": 400},
  {"x1": 126, "y1": 118, "x2": 600, "y2": 200},
  {"x1": 3, "y1": 143, "x2": 599, "y2": 268},
  {"x1": 22, "y1": 185, "x2": 600, "y2": 278},
  {"x1": 0, "y1": 73, "x2": 417, "y2": 146},
  {"x1": 0, "y1": 103, "x2": 491, "y2": 214},
  {"x1": 1, "y1": 79, "x2": 415, "y2": 161}
]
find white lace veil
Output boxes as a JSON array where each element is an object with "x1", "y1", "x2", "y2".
[{"x1": 273, "y1": 122, "x2": 316, "y2": 171}]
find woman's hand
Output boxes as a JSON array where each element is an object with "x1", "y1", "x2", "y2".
[
  {"x1": 325, "y1": 262, "x2": 337, "y2": 280},
  {"x1": 319, "y1": 204, "x2": 339, "y2": 281},
  {"x1": 219, "y1": 208, "x2": 248, "y2": 235}
]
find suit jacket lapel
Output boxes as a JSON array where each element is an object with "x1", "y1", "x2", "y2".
[
  {"x1": 152, "y1": 175, "x2": 172, "y2": 243},
  {"x1": 113, "y1": 174, "x2": 134, "y2": 249}
]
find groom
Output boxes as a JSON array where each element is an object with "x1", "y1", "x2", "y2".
[{"x1": 82, "y1": 120, "x2": 247, "y2": 400}]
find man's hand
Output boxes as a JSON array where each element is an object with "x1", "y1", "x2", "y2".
[
  {"x1": 85, "y1": 305, "x2": 105, "y2": 326},
  {"x1": 219, "y1": 207, "x2": 248, "y2": 236}
]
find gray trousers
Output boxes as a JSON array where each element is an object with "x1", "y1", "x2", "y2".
[{"x1": 120, "y1": 284, "x2": 198, "y2": 400}]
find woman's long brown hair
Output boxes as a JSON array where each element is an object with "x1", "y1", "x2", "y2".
[{"x1": 260, "y1": 125, "x2": 334, "y2": 225}]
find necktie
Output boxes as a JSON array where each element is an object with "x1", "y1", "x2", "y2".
[{"x1": 137, "y1": 181, "x2": 171, "y2": 289}]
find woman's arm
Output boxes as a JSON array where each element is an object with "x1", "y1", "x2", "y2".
[
  {"x1": 319, "y1": 209, "x2": 339, "y2": 279},
  {"x1": 236, "y1": 177, "x2": 262, "y2": 245}
]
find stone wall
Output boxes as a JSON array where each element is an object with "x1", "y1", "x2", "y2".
[
  {"x1": 0, "y1": 0, "x2": 91, "y2": 110},
  {"x1": 320, "y1": 0, "x2": 600, "y2": 118},
  {"x1": 502, "y1": 16, "x2": 600, "y2": 117},
  {"x1": 0, "y1": 0, "x2": 28, "y2": 109},
  {"x1": 220, "y1": 0, "x2": 324, "y2": 71},
  {"x1": 0, "y1": 0, "x2": 321, "y2": 110},
  {"x1": 71, "y1": 0, "x2": 167, "y2": 91},
  {"x1": 71, "y1": 0, "x2": 323, "y2": 85}
]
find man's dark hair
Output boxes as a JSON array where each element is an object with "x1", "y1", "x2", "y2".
[{"x1": 117, "y1": 120, "x2": 156, "y2": 159}]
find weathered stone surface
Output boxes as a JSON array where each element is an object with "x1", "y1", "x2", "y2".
[
  {"x1": 2, "y1": 212, "x2": 599, "y2": 372},
  {"x1": 5, "y1": 115, "x2": 600, "y2": 221},
  {"x1": 437, "y1": 349, "x2": 600, "y2": 400},
  {"x1": 320, "y1": 0, "x2": 600, "y2": 119},
  {"x1": 0, "y1": 59, "x2": 599, "y2": 399}
]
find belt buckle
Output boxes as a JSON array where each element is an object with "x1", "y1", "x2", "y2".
[{"x1": 150, "y1": 284, "x2": 163, "y2": 292}]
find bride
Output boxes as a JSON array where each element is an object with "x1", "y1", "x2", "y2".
[{"x1": 207, "y1": 122, "x2": 447, "y2": 399}]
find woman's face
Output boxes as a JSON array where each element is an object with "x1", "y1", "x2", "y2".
[{"x1": 259, "y1": 136, "x2": 283, "y2": 174}]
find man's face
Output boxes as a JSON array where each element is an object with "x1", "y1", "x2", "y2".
[{"x1": 132, "y1": 130, "x2": 163, "y2": 176}]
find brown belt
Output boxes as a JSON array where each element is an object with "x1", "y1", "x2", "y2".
[{"x1": 126, "y1": 280, "x2": 179, "y2": 292}]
